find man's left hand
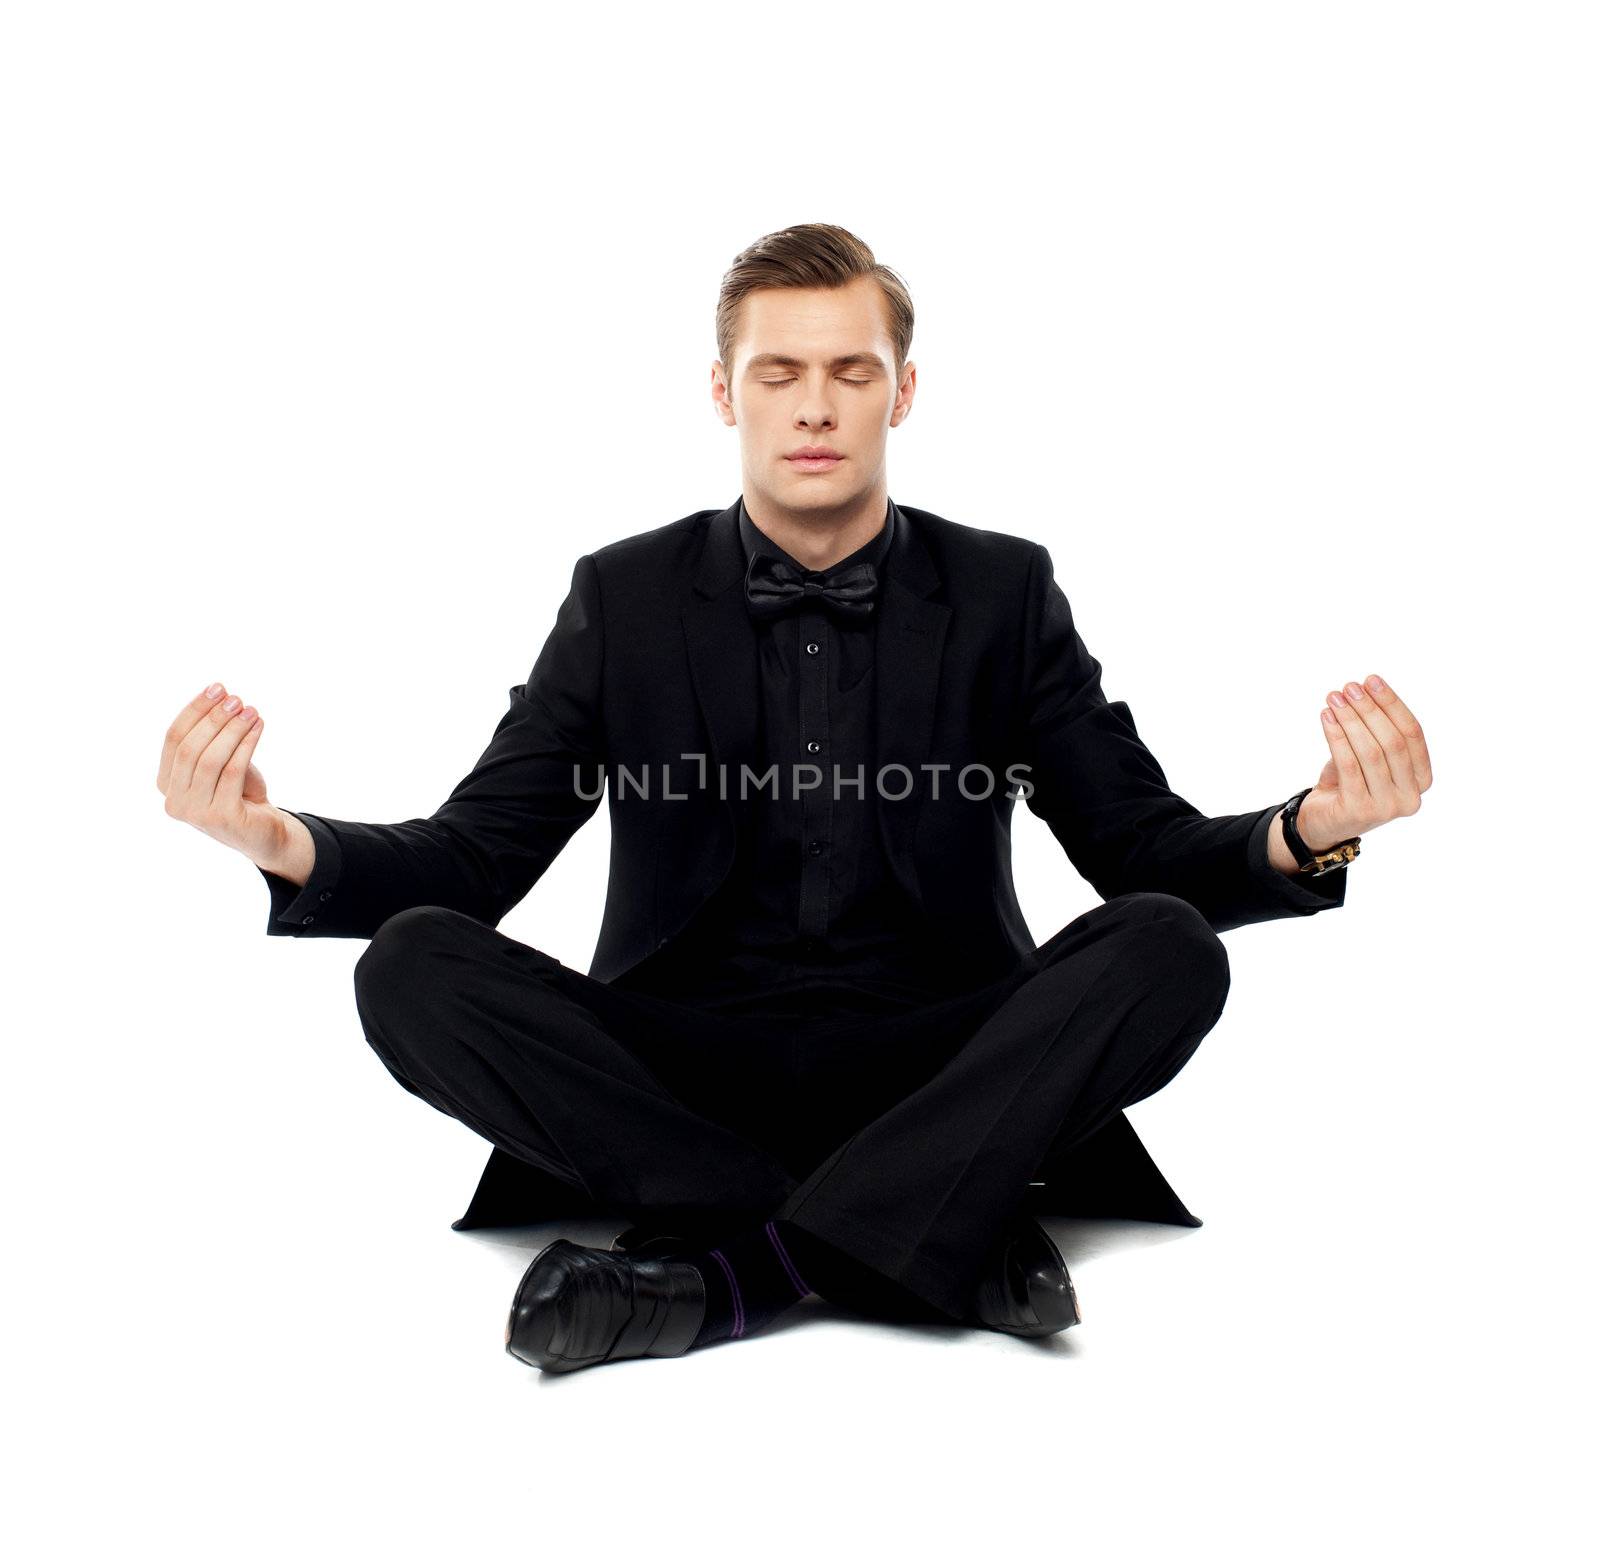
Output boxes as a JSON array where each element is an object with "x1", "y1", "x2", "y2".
[{"x1": 1294, "y1": 673, "x2": 1432, "y2": 852}]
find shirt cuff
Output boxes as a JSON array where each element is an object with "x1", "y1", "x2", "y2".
[
  {"x1": 1245, "y1": 802, "x2": 1349, "y2": 915},
  {"x1": 257, "y1": 810, "x2": 345, "y2": 935}
]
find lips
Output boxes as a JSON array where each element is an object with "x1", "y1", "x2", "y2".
[{"x1": 787, "y1": 447, "x2": 843, "y2": 461}]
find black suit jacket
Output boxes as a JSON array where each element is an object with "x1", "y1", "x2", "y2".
[{"x1": 265, "y1": 496, "x2": 1346, "y2": 1231}]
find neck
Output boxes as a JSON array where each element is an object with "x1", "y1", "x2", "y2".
[{"x1": 742, "y1": 485, "x2": 889, "y2": 572}]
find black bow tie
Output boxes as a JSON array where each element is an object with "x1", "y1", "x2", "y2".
[{"x1": 744, "y1": 551, "x2": 881, "y2": 623}]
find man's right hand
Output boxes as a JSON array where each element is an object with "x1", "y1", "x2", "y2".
[{"x1": 158, "y1": 681, "x2": 308, "y2": 884}]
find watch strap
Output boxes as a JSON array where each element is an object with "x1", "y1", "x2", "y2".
[{"x1": 1280, "y1": 786, "x2": 1362, "y2": 874}]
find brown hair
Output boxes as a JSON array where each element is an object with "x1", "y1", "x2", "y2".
[{"x1": 715, "y1": 223, "x2": 915, "y2": 387}]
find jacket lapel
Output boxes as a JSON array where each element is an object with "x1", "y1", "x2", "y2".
[
  {"x1": 871, "y1": 504, "x2": 951, "y2": 911},
  {"x1": 681, "y1": 499, "x2": 761, "y2": 842}
]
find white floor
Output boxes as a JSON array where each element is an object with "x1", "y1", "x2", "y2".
[
  {"x1": 21, "y1": 1172, "x2": 1586, "y2": 1551},
  {"x1": 22, "y1": 827, "x2": 1591, "y2": 1551}
]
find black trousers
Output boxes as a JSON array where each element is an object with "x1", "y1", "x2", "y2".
[{"x1": 353, "y1": 892, "x2": 1230, "y2": 1321}]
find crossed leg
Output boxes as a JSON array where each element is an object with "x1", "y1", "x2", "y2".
[
  {"x1": 353, "y1": 892, "x2": 1230, "y2": 1322},
  {"x1": 353, "y1": 906, "x2": 806, "y2": 1220},
  {"x1": 772, "y1": 892, "x2": 1231, "y2": 1316}
]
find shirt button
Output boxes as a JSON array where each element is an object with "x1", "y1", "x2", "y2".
[
  {"x1": 805, "y1": 641, "x2": 820, "y2": 655},
  {"x1": 806, "y1": 740, "x2": 820, "y2": 753},
  {"x1": 809, "y1": 840, "x2": 824, "y2": 855},
  {"x1": 319, "y1": 890, "x2": 332, "y2": 902},
  {"x1": 302, "y1": 914, "x2": 316, "y2": 926}
]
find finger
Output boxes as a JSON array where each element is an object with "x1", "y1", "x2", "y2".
[
  {"x1": 214, "y1": 710, "x2": 265, "y2": 811},
  {"x1": 169, "y1": 691, "x2": 250, "y2": 805},
  {"x1": 1362, "y1": 673, "x2": 1432, "y2": 794},
  {"x1": 190, "y1": 701, "x2": 259, "y2": 811},
  {"x1": 160, "y1": 682, "x2": 229, "y2": 793},
  {"x1": 1320, "y1": 704, "x2": 1365, "y2": 798},
  {"x1": 1341, "y1": 677, "x2": 1419, "y2": 798},
  {"x1": 1326, "y1": 688, "x2": 1397, "y2": 809}
]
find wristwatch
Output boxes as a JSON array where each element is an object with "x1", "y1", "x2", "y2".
[{"x1": 1280, "y1": 786, "x2": 1362, "y2": 874}]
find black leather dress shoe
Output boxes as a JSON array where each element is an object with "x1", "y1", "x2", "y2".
[
  {"x1": 967, "y1": 1215, "x2": 1082, "y2": 1337},
  {"x1": 505, "y1": 1239, "x2": 707, "y2": 1372}
]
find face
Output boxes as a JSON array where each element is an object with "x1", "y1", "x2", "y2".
[{"x1": 712, "y1": 275, "x2": 916, "y2": 522}]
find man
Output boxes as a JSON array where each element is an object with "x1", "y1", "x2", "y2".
[{"x1": 158, "y1": 223, "x2": 1430, "y2": 1374}]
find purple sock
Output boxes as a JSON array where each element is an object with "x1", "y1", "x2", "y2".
[{"x1": 681, "y1": 1218, "x2": 814, "y2": 1347}]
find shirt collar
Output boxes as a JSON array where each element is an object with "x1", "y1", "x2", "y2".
[{"x1": 738, "y1": 495, "x2": 896, "y2": 579}]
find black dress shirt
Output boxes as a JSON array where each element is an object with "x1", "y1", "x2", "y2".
[{"x1": 616, "y1": 496, "x2": 971, "y2": 1018}]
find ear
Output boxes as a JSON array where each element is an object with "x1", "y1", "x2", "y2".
[
  {"x1": 710, "y1": 360, "x2": 737, "y2": 426},
  {"x1": 891, "y1": 360, "x2": 917, "y2": 427}
]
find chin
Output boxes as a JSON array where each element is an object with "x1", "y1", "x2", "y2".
[{"x1": 784, "y1": 484, "x2": 857, "y2": 514}]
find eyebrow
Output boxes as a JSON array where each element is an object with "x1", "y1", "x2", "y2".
[{"x1": 743, "y1": 352, "x2": 887, "y2": 373}]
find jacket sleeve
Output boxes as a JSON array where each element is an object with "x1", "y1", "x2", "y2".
[
  {"x1": 257, "y1": 553, "x2": 608, "y2": 939},
  {"x1": 1016, "y1": 542, "x2": 1346, "y2": 934}
]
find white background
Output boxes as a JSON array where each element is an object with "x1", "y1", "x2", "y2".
[{"x1": 5, "y1": 2, "x2": 1595, "y2": 1549}]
